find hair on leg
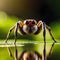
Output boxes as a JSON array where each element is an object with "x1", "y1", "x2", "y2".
[
  {"x1": 5, "y1": 26, "x2": 15, "y2": 43},
  {"x1": 14, "y1": 23, "x2": 19, "y2": 44},
  {"x1": 42, "y1": 22, "x2": 46, "y2": 43},
  {"x1": 42, "y1": 22, "x2": 46, "y2": 60},
  {"x1": 46, "y1": 25, "x2": 56, "y2": 42}
]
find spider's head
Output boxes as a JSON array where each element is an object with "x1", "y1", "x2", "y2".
[
  {"x1": 24, "y1": 19, "x2": 37, "y2": 26},
  {"x1": 23, "y1": 19, "x2": 38, "y2": 34}
]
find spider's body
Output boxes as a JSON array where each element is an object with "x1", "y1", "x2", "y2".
[
  {"x1": 18, "y1": 19, "x2": 41, "y2": 34},
  {"x1": 5, "y1": 19, "x2": 56, "y2": 44}
]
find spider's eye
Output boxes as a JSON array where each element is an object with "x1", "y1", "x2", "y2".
[
  {"x1": 32, "y1": 21, "x2": 35, "y2": 24},
  {"x1": 26, "y1": 21, "x2": 29, "y2": 24}
]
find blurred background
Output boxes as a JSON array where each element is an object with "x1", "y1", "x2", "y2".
[
  {"x1": 0, "y1": 0, "x2": 60, "y2": 40},
  {"x1": 0, "y1": 0, "x2": 60, "y2": 60}
]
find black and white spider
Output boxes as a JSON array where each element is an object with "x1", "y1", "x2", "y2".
[{"x1": 5, "y1": 19, "x2": 56, "y2": 44}]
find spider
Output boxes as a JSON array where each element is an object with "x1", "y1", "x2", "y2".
[
  {"x1": 5, "y1": 19, "x2": 56, "y2": 44},
  {"x1": 7, "y1": 42, "x2": 55, "y2": 60}
]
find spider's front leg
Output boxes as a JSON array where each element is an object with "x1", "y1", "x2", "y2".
[
  {"x1": 37, "y1": 21, "x2": 56, "y2": 42},
  {"x1": 42, "y1": 22, "x2": 46, "y2": 43},
  {"x1": 41, "y1": 22, "x2": 46, "y2": 60},
  {"x1": 5, "y1": 21, "x2": 23, "y2": 44},
  {"x1": 14, "y1": 21, "x2": 23, "y2": 44},
  {"x1": 5, "y1": 25, "x2": 15, "y2": 43},
  {"x1": 37, "y1": 21, "x2": 46, "y2": 43},
  {"x1": 14, "y1": 23, "x2": 18, "y2": 44},
  {"x1": 37, "y1": 21, "x2": 46, "y2": 60},
  {"x1": 46, "y1": 25, "x2": 56, "y2": 42}
]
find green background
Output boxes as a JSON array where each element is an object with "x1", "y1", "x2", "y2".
[{"x1": 0, "y1": 0, "x2": 60, "y2": 60}]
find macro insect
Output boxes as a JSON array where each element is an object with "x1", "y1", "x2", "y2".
[
  {"x1": 7, "y1": 42, "x2": 55, "y2": 60},
  {"x1": 5, "y1": 19, "x2": 56, "y2": 44}
]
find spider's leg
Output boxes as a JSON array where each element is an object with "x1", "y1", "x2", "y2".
[
  {"x1": 42, "y1": 22, "x2": 46, "y2": 43},
  {"x1": 42, "y1": 42, "x2": 46, "y2": 60},
  {"x1": 46, "y1": 25, "x2": 56, "y2": 42},
  {"x1": 37, "y1": 21, "x2": 46, "y2": 36},
  {"x1": 42, "y1": 22, "x2": 46, "y2": 60},
  {"x1": 14, "y1": 21, "x2": 23, "y2": 44},
  {"x1": 37, "y1": 21, "x2": 46, "y2": 60},
  {"x1": 14, "y1": 23, "x2": 19, "y2": 44},
  {"x1": 47, "y1": 42, "x2": 55, "y2": 57},
  {"x1": 5, "y1": 26, "x2": 15, "y2": 43},
  {"x1": 37, "y1": 21, "x2": 46, "y2": 42},
  {"x1": 15, "y1": 44, "x2": 18, "y2": 60},
  {"x1": 7, "y1": 47, "x2": 14, "y2": 59}
]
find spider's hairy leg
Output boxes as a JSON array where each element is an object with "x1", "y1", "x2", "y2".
[
  {"x1": 15, "y1": 44, "x2": 18, "y2": 60},
  {"x1": 14, "y1": 21, "x2": 23, "y2": 44},
  {"x1": 37, "y1": 21, "x2": 46, "y2": 60},
  {"x1": 37, "y1": 21, "x2": 42, "y2": 27},
  {"x1": 46, "y1": 25, "x2": 56, "y2": 42},
  {"x1": 42, "y1": 42, "x2": 46, "y2": 60},
  {"x1": 42, "y1": 22, "x2": 46, "y2": 60},
  {"x1": 42, "y1": 22, "x2": 46, "y2": 43},
  {"x1": 7, "y1": 47, "x2": 14, "y2": 59},
  {"x1": 14, "y1": 23, "x2": 18, "y2": 44},
  {"x1": 47, "y1": 42, "x2": 55, "y2": 57},
  {"x1": 5, "y1": 26, "x2": 15, "y2": 43},
  {"x1": 37, "y1": 21, "x2": 46, "y2": 43}
]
